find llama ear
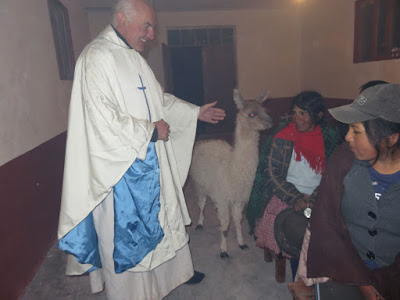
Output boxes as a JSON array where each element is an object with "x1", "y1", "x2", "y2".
[
  {"x1": 233, "y1": 89, "x2": 244, "y2": 109},
  {"x1": 256, "y1": 90, "x2": 269, "y2": 104}
]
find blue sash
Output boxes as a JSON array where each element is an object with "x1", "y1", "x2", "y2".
[
  {"x1": 58, "y1": 142, "x2": 163, "y2": 274},
  {"x1": 113, "y1": 142, "x2": 163, "y2": 273},
  {"x1": 58, "y1": 212, "x2": 102, "y2": 271}
]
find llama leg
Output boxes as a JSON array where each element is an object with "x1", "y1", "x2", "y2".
[
  {"x1": 215, "y1": 201, "x2": 230, "y2": 259},
  {"x1": 231, "y1": 203, "x2": 248, "y2": 250},
  {"x1": 196, "y1": 194, "x2": 207, "y2": 231}
]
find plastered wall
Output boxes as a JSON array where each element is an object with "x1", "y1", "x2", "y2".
[
  {"x1": 299, "y1": 0, "x2": 400, "y2": 99},
  {"x1": 3, "y1": 0, "x2": 399, "y2": 165},
  {"x1": 87, "y1": 8, "x2": 113, "y2": 39},
  {"x1": 85, "y1": 6, "x2": 302, "y2": 101},
  {"x1": 155, "y1": 8, "x2": 302, "y2": 100},
  {"x1": 0, "y1": 0, "x2": 90, "y2": 166}
]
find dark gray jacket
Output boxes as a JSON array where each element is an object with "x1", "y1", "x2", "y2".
[{"x1": 342, "y1": 159, "x2": 400, "y2": 267}]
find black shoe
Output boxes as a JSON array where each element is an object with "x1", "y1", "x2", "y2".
[{"x1": 185, "y1": 271, "x2": 205, "y2": 285}]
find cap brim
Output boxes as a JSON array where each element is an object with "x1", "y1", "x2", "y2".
[{"x1": 328, "y1": 105, "x2": 377, "y2": 124}]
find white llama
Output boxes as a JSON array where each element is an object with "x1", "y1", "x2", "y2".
[{"x1": 189, "y1": 89, "x2": 272, "y2": 259}]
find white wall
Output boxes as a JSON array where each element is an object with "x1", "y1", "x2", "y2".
[
  {"x1": 0, "y1": 0, "x2": 90, "y2": 166},
  {"x1": 87, "y1": 8, "x2": 112, "y2": 39},
  {"x1": 5, "y1": 0, "x2": 398, "y2": 165},
  {"x1": 299, "y1": 0, "x2": 400, "y2": 99},
  {"x1": 85, "y1": 7, "x2": 302, "y2": 100},
  {"x1": 154, "y1": 8, "x2": 302, "y2": 100}
]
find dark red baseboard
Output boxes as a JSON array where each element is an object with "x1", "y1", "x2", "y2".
[{"x1": 0, "y1": 132, "x2": 66, "y2": 299}]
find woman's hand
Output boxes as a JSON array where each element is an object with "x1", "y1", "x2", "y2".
[
  {"x1": 294, "y1": 198, "x2": 313, "y2": 212},
  {"x1": 288, "y1": 281, "x2": 315, "y2": 300},
  {"x1": 358, "y1": 285, "x2": 385, "y2": 300}
]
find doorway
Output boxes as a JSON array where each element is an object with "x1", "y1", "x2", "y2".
[
  {"x1": 169, "y1": 46, "x2": 205, "y2": 134},
  {"x1": 164, "y1": 44, "x2": 237, "y2": 135}
]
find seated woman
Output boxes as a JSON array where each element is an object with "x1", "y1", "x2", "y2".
[
  {"x1": 246, "y1": 91, "x2": 340, "y2": 279},
  {"x1": 292, "y1": 83, "x2": 400, "y2": 300}
]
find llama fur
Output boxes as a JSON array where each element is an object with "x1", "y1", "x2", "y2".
[{"x1": 189, "y1": 89, "x2": 272, "y2": 259}]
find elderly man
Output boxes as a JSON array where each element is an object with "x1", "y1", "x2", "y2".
[{"x1": 57, "y1": 0, "x2": 225, "y2": 299}]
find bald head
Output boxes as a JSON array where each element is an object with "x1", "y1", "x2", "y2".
[{"x1": 113, "y1": 0, "x2": 156, "y2": 52}]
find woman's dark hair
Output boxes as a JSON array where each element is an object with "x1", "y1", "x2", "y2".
[
  {"x1": 290, "y1": 91, "x2": 326, "y2": 125},
  {"x1": 359, "y1": 80, "x2": 388, "y2": 93},
  {"x1": 357, "y1": 80, "x2": 394, "y2": 161},
  {"x1": 364, "y1": 119, "x2": 400, "y2": 161}
]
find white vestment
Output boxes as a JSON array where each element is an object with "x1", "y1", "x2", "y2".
[{"x1": 58, "y1": 25, "x2": 199, "y2": 299}]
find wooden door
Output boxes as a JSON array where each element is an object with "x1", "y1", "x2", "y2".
[
  {"x1": 169, "y1": 47, "x2": 204, "y2": 107},
  {"x1": 202, "y1": 45, "x2": 237, "y2": 134},
  {"x1": 162, "y1": 43, "x2": 174, "y2": 93},
  {"x1": 163, "y1": 43, "x2": 237, "y2": 135}
]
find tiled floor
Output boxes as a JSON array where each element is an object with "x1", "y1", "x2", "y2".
[{"x1": 23, "y1": 183, "x2": 293, "y2": 300}]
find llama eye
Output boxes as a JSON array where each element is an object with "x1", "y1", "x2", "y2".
[{"x1": 248, "y1": 113, "x2": 256, "y2": 118}]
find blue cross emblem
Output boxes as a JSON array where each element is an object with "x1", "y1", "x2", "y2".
[{"x1": 138, "y1": 74, "x2": 151, "y2": 122}]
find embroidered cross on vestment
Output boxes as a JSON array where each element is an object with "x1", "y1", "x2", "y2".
[{"x1": 138, "y1": 74, "x2": 152, "y2": 122}]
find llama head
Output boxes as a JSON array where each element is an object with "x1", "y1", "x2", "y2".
[{"x1": 233, "y1": 89, "x2": 273, "y2": 131}]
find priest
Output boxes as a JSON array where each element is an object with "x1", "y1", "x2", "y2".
[{"x1": 57, "y1": 0, "x2": 225, "y2": 299}]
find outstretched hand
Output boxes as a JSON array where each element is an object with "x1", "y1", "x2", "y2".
[{"x1": 198, "y1": 101, "x2": 226, "y2": 124}]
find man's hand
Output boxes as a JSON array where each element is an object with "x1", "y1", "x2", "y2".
[
  {"x1": 154, "y1": 119, "x2": 170, "y2": 141},
  {"x1": 358, "y1": 285, "x2": 385, "y2": 300},
  {"x1": 198, "y1": 101, "x2": 226, "y2": 124}
]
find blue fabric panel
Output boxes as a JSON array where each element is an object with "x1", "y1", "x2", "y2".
[
  {"x1": 58, "y1": 142, "x2": 163, "y2": 274},
  {"x1": 364, "y1": 259, "x2": 380, "y2": 269},
  {"x1": 113, "y1": 142, "x2": 164, "y2": 273},
  {"x1": 58, "y1": 213, "x2": 101, "y2": 270}
]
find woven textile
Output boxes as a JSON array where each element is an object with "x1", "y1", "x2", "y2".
[{"x1": 254, "y1": 195, "x2": 291, "y2": 258}]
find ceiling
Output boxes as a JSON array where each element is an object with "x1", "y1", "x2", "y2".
[
  {"x1": 153, "y1": 0, "x2": 288, "y2": 12},
  {"x1": 81, "y1": 0, "x2": 289, "y2": 11}
]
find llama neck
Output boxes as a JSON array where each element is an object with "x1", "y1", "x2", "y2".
[{"x1": 231, "y1": 120, "x2": 260, "y2": 175}]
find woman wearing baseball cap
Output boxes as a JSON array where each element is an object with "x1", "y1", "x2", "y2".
[{"x1": 291, "y1": 83, "x2": 400, "y2": 300}]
